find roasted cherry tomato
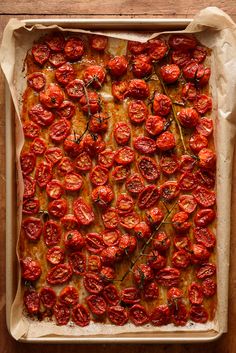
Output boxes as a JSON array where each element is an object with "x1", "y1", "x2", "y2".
[
  {"x1": 49, "y1": 118, "x2": 71, "y2": 144},
  {"x1": 160, "y1": 154, "x2": 179, "y2": 175},
  {"x1": 66, "y1": 79, "x2": 84, "y2": 100},
  {"x1": 133, "y1": 264, "x2": 153, "y2": 286},
  {"x1": 178, "y1": 172, "x2": 196, "y2": 191},
  {"x1": 189, "y1": 133, "x2": 208, "y2": 153},
  {"x1": 196, "y1": 116, "x2": 213, "y2": 137},
  {"x1": 79, "y1": 91, "x2": 101, "y2": 115},
  {"x1": 74, "y1": 151, "x2": 92, "y2": 172},
  {"x1": 64, "y1": 230, "x2": 85, "y2": 251},
  {"x1": 172, "y1": 211, "x2": 191, "y2": 233},
  {"x1": 24, "y1": 289, "x2": 40, "y2": 314},
  {"x1": 178, "y1": 194, "x2": 197, "y2": 214},
  {"x1": 45, "y1": 147, "x2": 63, "y2": 165},
  {"x1": 170, "y1": 301, "x2": 188, "y2": 327},
  {"x1": 114, "y1": 146, "x2": 135, "y2": 165},
  {"x1": 47, "y1": 263, "x2": 72, "y2": 285},
  {"x1": 138, "y1": 156, "x2": 160, "y2": 181},
  {"x1": 189, "y1": 305, "x2": 208, "y2": 323},
  {"x1": 39, "y1": 84, "x2": 64, "y2": 109},
  {"x1": 102, "y1": 229, "x2": 120, "y2": 246},
  {"x1": 57, "y1": 100, "x2": 76, "y2": 119},
  {"x1": 64, "y1": 134, "x2": 83, "y2": 159},
  {"x1": 179, "y1": 154, "x2": 196, "y2": 172},
  {"x1": 193, "y1": 186, "x2": 216, "y2": 208},
  {"x1": 103, "y1": 284, "x2": 120, "y2": 306},
  {"x1": 59, "y1": 286, "x2": 79, "y2": 306},
  {"x1": 40, "y1": 286, "x2": 57, "y2": 309},
  {"x1": 134, "y1": 136, "x2": 156, "y2": 154},
  {"x1": 194, "y1": 94, "x2": 212, "y2": 115},
  {"x1": 150, "y1": 305, "x2": 170, "y2": 326},
  {"x1": 112, "y1": 81, "x2": 128, "y2": 101},
  {"x1": 143, "y1": 281, "x2": 159, "y2": 301},
  {"x1": 100, "y1": 246, "x2": 123, "y2": 265},
  {"x1": 23, "y1": 121, "x2": 40, "y2": 139},
  {"x1": 128, "y1": 100, "x2": 148, "y2": 124},
  {"x1": 128, "y1": 41, "x2": 147, "y2": 55},
  {"x1": 107, "y1": 55, "x2": 128, "y2": 77},
  {"x1": 83, "y1": 272, "x2": 104, "y2": 294},
  {"x1": 73, "y1": 197, "x2": 95, "y2": 226},
  {"x1": 153, "y1": 231, "x2": 171, "y2": 252},
  {"x1": 145, "y1": 115, "x2": 164, "y2": 136},
  {"x1": 181, "y1": 82, "x2": 197, "y2": 101},
  {"x1": 85, "y1": 232, "x2": 105, "y2": 254},
  {"x1": 129, "y1": 304, "x2": 149, "y2": 326},
  {"x1": 119, "y1": 234, "x2": 137, "y2": 254},
  {"x1": 171, "y1": 50, "x2": 191, "y2": 67},
  {"x1": 196, "y1": 263, "x2": 216, "y2": 279},
  {"x1": 30, "y1": 137, "x2": 46, "y2": 156},
  {"x1": 138, "y1": 185, "x2": 161, "y2": 210},
  {"x1": 168, "y1": 34, "x2": 197, "y2": 51},
  {"x1": 61, "y1": 214, "x2": 79, "y2": 230},
  {"x1": 160, "y1": 64, "x2": 180, "y2": 84},
  {"x1": 89, "y1": 112, "x2": 109, "y2": 134},
  {"x1": 54, "y1": 303, "x2": 70, "y2": 325},
  {"x1": 23, "y1": 176, "x2": 36, "y2": 199},
  {"x1": 22, "y1": 198, "x2": 40, "y2": 215},
  {"x1": 202, "y1": 278, "x2": 217, "y2": 297},
  {"x1": 127, "y1": 79, "x2": 150, "y2": 99},
  {"x1": 49, "y1": 52, "x2": 66, "y2": 67},
  {"x1": 112, "y1": 165, "x2": 130, "y2": 182},
  {"x1": 83, "y1": 65, "x2": 106, "y2": 89},
  {"x1": 147, "y1": 250, "x2": 166, "y2": 270},
  {"x1": 108, "y1": 305, "x2": 129, "y2": 326},
  {"x1": 45, "y1": 32, "x2": 65, "y2": 52},
  {"x1": 64, "y1": 172, "x2": 83, "y2": 192},
  {"x1": 192, "y1": 45, "x2": 207, "y2": 63},
  {"x1": 90, "y1": 165, "x2": 109, "y2": 186},
  {"x1": 86, "y1": 294, "x2": 107, "y2": 316},
  {"x1": 198, "y1": 148, "x2": 216, "y2": 170},
  {"x1": 44, "y1": 220, "x2": 61, "y2": 247},
  {"x1": 145, "y1": 207, "x2": 164, "y2": 227},
  {"x1": 114, "y1": 122, "x2": 131, "y2": 145},
  {"x1": 174, "y1": 236, "x2": 192, "y2": 251},
  {"x1": 27, "y1": 72, "x2": 46, "y2": 91},
  {"x1": 102, "y1": 207, "x2": 119, "y2": 229},
  {"x1": 21, "y1": 257, "x2": 42, "y2": 281},
  {"x1": 55, "y1": 63, "x2": 76, "y2": 86},
  {"x1": 46, "y1": 179, "x2": 64, "y2": 199},
  {"x1": 100, "y1": 266, "x2": 116, "y2": 283},
  {"x1": 91, "y1": 35, "x2": 108, "y2": 51},
  {"x1": 193, "y1": 227, "x2": 216, "y2": 249},
  {"x1": 156, "y1": 267, "x2": 180, "y2": 288},
  {"x1": 116, "y1": 193, "x2": 134, "y2": 215},
  {"x1": 72, "y1": 304, "x2": 90, "y2": 327},
  {"x1": 48, "y1": 198, "x2": 67, "y2": 218},
  {"x1": 22, "y1": 217, "x2": 42, "y2": 242},
  {"x1": 161, "y1": 181, "x2": 179, "y2": 201},
  {"x1": 92, "y1": 185, "x2": 114, "y2": 208},
  {"x1": 68, "y1": 251, "x2": 86, "y2": 275},
  {"x1": 64, "y1": 37, "x2": 85, "y2": 61},
  {"x1": 147, "y1": 38, "x2": 168, "y2": 61},
  {"x1": 177, "y1": 107, "x2": 199, "y2": 128},
  {"x1": 35, "y1": 162, "x2": 52, "y2": 188},
  {"x1": 32, "y1": 43, "x2": 50, "y2": 65},
  {"x1": 194, "y1": 208, "x2": 216, "y2": 227},
  {"x1": 132, "y1": 54, "x2": 152, "y2": 78},
  {"x1": 153, "y1": 93, "x2": 171, "y2": 116},
  {"x1": 171, "y1": 250, "x2": 191, "y2": 269},
  {"x1": 125, "y1": 173, "x2": 144, "y2": 195},
  {"x1": 88, "y1": 255, "x2": 102, "y2": 273},
  {"x1": 46, "y1": 246, "x2": 65, "y2": 265},
  {"x1": 134, "y1": 221, "x2": 152, "y2": 240},
  {"x1": 119, "y1": 211, "x2": 140, "y2": 230},
  {"x1": 20, "y1": 152, "x2": 36, "y2": 176},
  {"x1": 29, "y1": 103, "x2": 55, "y2": 127},
  {"x1": 156, "y1": 131, "x2": 176, "y2": 151},
  {"x1": 191, "y1": 244, "x2": 210, "y2": 264}
]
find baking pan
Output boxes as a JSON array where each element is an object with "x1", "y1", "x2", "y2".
[{"x1": 5, "y1": 18, "x2": 223, "y2": 343}]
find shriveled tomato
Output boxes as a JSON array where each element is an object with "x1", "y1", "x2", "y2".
[
  {"x1": 90, "y1": 165, "x2": 109, "y2": 186},
  {"x1": 172, "y1": 211, "x2": 191, "y2": 233},
  {"x1": 138, "y1": 185, "x2": 161, "y2": 210},
  {"x1": 189, "y1": 133, "x2": 208, "y2": 153},
  {"x1": 21, "y1": 257, "x2": 42, "y2": 281},
  {"x1": 178, "y1": 172, "x2": 196, "y2": 191},
  {"x1": 129, "y1": 304, "x2": 149, "y2": 326},
  {"x1": 39, "y1": 84, "x2": 64, "y2": 109},
  {"x1": 49, "y1": 52, "x2": 66, "y2": 67},
  {"x1": 64, "y1": 172, "x2": 83, "y2": 192},
  {"x1": 114, "y1": 122, "x2": 131, "y2": 145},
  {"x1": 46, "y1": 179, "x2": 64, "y2": 199},
  {"x1": 138, "y1": 156, "x2": 160, "y2": 181},
  {"x1": 102, "y1": 229, "x2": 120, "y2": 247},
  {"x1": 160, "y1": 154, "x2": 179, "y2": 175},
  {"x1": 156, "y1": 131, "x2": 176, "y2": 151},
  {"x1": 46, "y1": 246, "x2": 65, "y2": 265},
  {"x1": 44, "y1": 220, "x2": 61, "y2": 247},
  {"x1": 132, "y1": 54, "x2": 152, "y2": 78},
  {"x1": 35, "y1": 162, "x2": 52, "y2": 188},
  {"x1": 100, "y1": 246, "x2": 123, "y2": 265},
  {"x1": 194, "y1": 208, "x2": 215, "y2": 227},
  {"x1": 147, "y1": 38, "x2": 168, "y2": 61},
  {"x1": 20, "y1": 152, "x2": 36, "y2": 176},
  {"x1": 160, "y1": 64, "x2": 180, "y2": 84},
  {"x1": 59, "y1": 286, "x2": 79, "y2": 306},
  {"x1": 189, "y1": 305, "x2": 208, "y2": 323},
  {"x1": 23, "y1": 121, "x2": 40, "y2": 139},
  {"x1": 193, "y1": 227, "x2": 216, "y2": 249},
  {"x1": 89, "y1": 112, "x2": 109, "y2": 134},
  {"x1": 156, "y1": 267, "x2": 180, "y2": 287},
  {"x1": 30, "y1": 137, "x2": 46, "y2": 156},
  {"x1": 79, "y1": 91, "x2": 101, "y2": 115},
  {"x1": 83, "y1": 272, "x2": 104, "y2": 294},
  {"x1": 125, "y1": 173, "x2": 144, "y2": 195},
  {"x1": 45, "y1": 32, "x2": 65, "y2": 52},
  {"x1": 134, "y1": 221, "x2": 152, "y2": 240},
  {"x1": 27, "y1": 72, "x2": 46, "y2": 91},
  {"x1": 143, "y1": 281, "x2": 159, "y2": 300},
  {"x1": 54, "y1": 303, "x2": 70, "y2": 325},
  {"x1": 196, "y1": 263, "x2": 216, "y2": 279},
  {"x1": 178, "y1": 107, "x2": 199, "y2": 128},
  {"x1": 88, "y1": 255, "x2": 101, "y2": 273},
  {"x1": 49, "y1": 118, "x2": 71, "y2": 144},
  {"x1": 128, "y1": 41, "x2": 147, "y2": 55},
  {"x1": 134, "y1": 136, "x2": 156, "y2": 154},
  {"x1": 193, "y1": 186, "x2": 216, "y2": 208},
  {"x1": 196, "y1": 116, "x2": 213, "y2": 136},
  {"x1": 119, "y1": 234, "x2": 137, "y2": 254},
  {"x1": 145, "y1": 115, "x2": 164, "y2": 136},
  {"x1": 91, "y1": 35, "x2": 108, "y2": 51},
  {"x1": 182, "y1": 82, "x2": 197, "y2": 101},
  {"x1": 83, "y1": 65, "x2": 106, "y2": 89},
  {"x1": 108, "y1": 305, "x2": 129, "y2": 326},
  {"x1": 23, "y1": 176, "x2": 36, "y2": 199},
  {"x1": 167, "y1": 287, "x2": 183, "y2": 302},
  {"x1": 116, "y1": 193, "x2": 134, "y2": 215},
  {"x1": 114, "y1": 146, "x2": 135, "y2": 165},
  {"x1": 47, "y1": 263, "x2": 72, "y2": 285},
  {"x1": 22, "y1": 198, "x2": 39, "y2": 215},
  {"x1": 150, "y1": 305, "x2": 170, "y2": 326},
  {"x1": 48, "y1": 198, "x2": 67, "y2": 218},
  {"x1": 133, "y1": 264, "x2": 154, "y2": 286},
  {"x1": 107, "y1": 55, "x2": 128, "y2": 77},
  {"x1": 183, "y1": 61, "x2": 199, "y2": 80},
  {"x1": 174, "y1": 236, "x2": 192, "y2": 251},
  {"x1": 29, "y1": 103, "x2": 55, "y2": 127},
  {"x1": 112, "y1": 81, "x2": 128, "y2": 101},
  {"x1": 179, "y1": 154, "x2": 196, "y2": 172},
  {"x1": 73, "y1": 197, "x2": 95, "y2": 226},
  {"x1": 153, "y1": 231, "x2": 171, "y2": 252},
  {"x1": 192, "y1": 45, "x2": 207, "y2": 63},
  {"x1": 65, "y1": 79, "x2": 84, "y2": 100},
  {"x1": 161, "y1": 181, "x2": 179, "y2": 201},
  {"x1": 170, "y1": 301, "x2": 188, "y2": 326},
  {"x1": 145, "y1": 207, "x2": 164, "y2": 227},
  {"x1": 147, "y1": 250, "x2": 166, "y2": 270},
  {"x1": 194, "y1": 94, "x2": 212, "y2": 115},
  {"x1": 198, "y1": 148, "x2": 216, "y2": 170},
  {"x1": 40, "y1": 287, "x2": 57, "y2": 309},
  {"x1": 24, "y1": 289, "x2": 40, "y2": 314},
  {"x1": 171, "y1": 250, "x2": 191, "y2": 269},
  {"x1": 64, "y1": 37, "x2": 85, "y2": 61},
  {"x1": 127, "y1": 79, "x2": 149, "y2": 99},
  {"x1": 112, "y1": 165, "x2": 130, "y2": 182},
  {"x1": 103, "y1": 284, "x2": 120, "y2": 306},
  {"x1": 72, "y1": 304, "x2": 90, "y2": 327},
  {"x1": 32, "y1": 43, "x2": 50, "y2": 65},
  {"x1": 202, "y1": 278, "x2": 217, "y2": 297},
  {"x1": 87, "y1": 294, "x2": 107, "y2": 316},
  {"x1": 22, "y1": 217, "x2": 42, "y2": 242},
  {"x1": 55, "y1": 63, "x2": 76, "y2": 86},
  {"x1": 171, "y1": 50, "x2": 191, "y2": 67},
  {"x1": 64, "y1": 230, "x2": 85, "y2": 251},
  {"x1": 85, "y1": 232, "x2": 105, "y2": 254},
  {"x1": 92, "y1": 185, "x2": 114, "y2": 208},
  {"x1": 45, "y1": 147, "x2": 63, "y2": 165},
  {"x1": 57, "y1": 100, "x2": 76, "y2": 120},
  {"x1": 67, "y1": 252, "x2": 85, "y2": 276},
  {"x1": 153, "y1": 93, "x2": 171, "y2": 116},
  {"x1": 74, "y1": 151, "x2": 92, "y2": 172},
  {"x1": 191, "y1": 244, "x2": 210, "y2": 264},
  {"x1": 168, "y1": 34, "x2": 197, "y2": 51},
  {"x1": 178, "y1": 194, "x2": 197, "y2": 214},
  {"x1": 128, "y1": 100, "x2": 148, "y2": 124},
  {"x1": 119, "y1": 211, "x2": 140, "y2": 230},
  {"x1": 100, "y1": 266, "x2": 116, "y2": 283}
]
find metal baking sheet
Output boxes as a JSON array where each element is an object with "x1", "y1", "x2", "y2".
[{"x1": 5, "y1": 17, "x2": 223, "y2": 343}]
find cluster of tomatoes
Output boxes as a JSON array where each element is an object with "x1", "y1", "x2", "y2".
[{"x1": 20, "y1": 31, "x2": 216, "y2": 328}]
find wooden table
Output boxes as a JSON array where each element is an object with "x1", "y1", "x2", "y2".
[{"x1": 1, "y1": 1, "x2": 236, "y2": 352}]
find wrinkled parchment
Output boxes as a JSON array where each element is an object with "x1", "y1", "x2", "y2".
[{"x1": 1, "y1": 6, "x2": 236, "y2": 340}]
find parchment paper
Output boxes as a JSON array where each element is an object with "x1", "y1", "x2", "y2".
[{"x1": 1, "y1": 6, "x2": 236, "y2": 340}]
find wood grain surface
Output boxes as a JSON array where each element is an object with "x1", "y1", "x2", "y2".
[{"x1": 0, "y1": 1, "x2": 236, "y2": 352}]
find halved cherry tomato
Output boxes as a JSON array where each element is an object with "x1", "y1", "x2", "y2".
[
  {"x1": 89, "y1": 112, "x2": 109, "y2": 134},
  {"x1": 64, "y1": 172, "x2": 83, "y2": 192},
  {"x1": 22, "y1": 198, "x2": 40, "y2": 215},
  {"x1": 83, "y1": 65, "x2": 106, "y2": 89},
  {"x1": 85, "y1": 233, "x2": 105, "y2": 254},
  {"x1": 145, "y1": 207, "x2": 164, "y2": 227},
  {"x1": 198, "y1": 148, "x2": 216, "y2": 170},
  {"x1": 177, "y1": 107, "x2": 199, "y2": 128},
  {"x1": 132, "y1": 54, "x2": 152, "y2": 78},
  {"x1": 125, "y1": 173, "x2": 144, "y2": 195},
  {"x1": 46, "y1": 246, "x2": 65, "y2": 265},
  {"x1": 91, "y1": 35, "x2": 108, "y2": 51},
  {"x1": 182, "y1": 61, "x2": 199, "y2": 80},
  {"x1": 64, "y1": 37, "x2": 85, "y2": 61},
  {"x1": 23, "y1": 176, "x2": 36, "y2": 199},
  {"x1": 114, "y1": 146, "x2": 135, "y2": 165},
  {"x1": 21, "y1": 257, "x2": 42, "y2": 281},
  {"x1": 194, "y1": 94, "x2": 212, "y2": 115},
  {"x1": 138, "y1": 185, "x2": 161, "y2": 210},
  {"x1": 116, "y1": 193, "x2": 134, "y2": 214},
  {"x1": 83, "y1": 272, "x2": 104, "y2": 294},
  {"x1": 24, "y1": 289, "x2": 40, "y2": 314},
  {"x1": 102, "y1": 207, "x2": 119, "y2": 229},
  {"x1": 73, "y1": 197, "x2": 95, "y2": 226},
  {"x1": 119, "y1": 211, "x2": 140, "y2": 230},
  {"x1": 72, "y1": 304, "x2": 90, "y2": 327},
  {"x1": 171, "y1": 250, "x2": 191, "y2": 269},
  {"x1": 189, "y1": 133, "x2": 208, "y2": 153},
  {"x1": 87, "y1": 294, "x2": 107, "y2": 316},
  {"x1": 35, "y1": 162, "x2": 52, "y2": 188},
  {"x1": 112, "y1": 81, "x2": 128, "y2": 101},
  {"x1": 98, "y1": 149, "x2": 115, "y2": 170},
  {"x1": 134, "y1": 221, "x2": 152, "y2": 240},
  {"x1": 196, "y1": 116, "x2": 213, "y2": 136},
  {"x1": 147, "y1": 38, "x2": 168, "y2": 61},
  {"x1": 133, "y1": 264, "x2": 153, "y2": 286},
  {"x1": 114, "y1": 122, "x2": 131, "y2": 145},
  {"x1": 40, "y1": 287, "x2": 57, "y2": 309},
  {"x1": 79, "y1": 91, "x2": 101, "y2": 115},
  {"x1": 160, "y1": 64, "x2": 180, "y2": 84},
  {"x1": 145, "y1": 115, "x2": 164, "y2": 136},
  {"x1": 39, "y1": 84, "x2": 64, "y2": 109},
  {"x1": 178, "y1": 172, "x2": 196, "y2": 191},
  {"x1": 64, "y1": 230, "x2": 85, "y2": 251},
  {"x1": 119, "y1": 234, "x2": 137, "y2": 254},
  {"x1": 171, "y1": 50, "x2": 191, "y2": 67},
  {"x1": 23, "y1": 121, "x2": 40, "y2": 139},
  {"x1": 178, "y1": 194, "x2": 197, "y2": 214},
  {"x1": 74, "y1": 151, "x2": 92, "y2": 172},
  {"x1": 191, "y1": 244, "x2": 210, "y2": 264},
  {"x1": 29, "y1": 103, "x2": 55, "y2": 127},
  {"x1": 155, "y1": 267, "x2": 180, "y2": 287},
  {"x1": 59, "y1": 286, "x2": 79, "y2": 306},
  {"x1": 128, "y1": 41, "x2": 147, "y2": 55},
  {"x1": 66, "y1": 79, "x2": 84, "y2": 99},
  {"x1": 196, "y1": 263, "x2": 216, "y2": 279},
  {"x1": 161, "y1": 181, "x2": 179, "y2": 201},
  {"x1": 129, "y1": 304, "x2": 149, "y2": 326},
  {"x1": 46, "y1": 179, "x2": 64, "y2": 199},
  {"x1": 168, "y1": 34, "x2": 197, "y2": 51},
  {"x1": 153, "y1": 231, "x2": 171, "y2": 252},
  {"x1": 103, "y1": 284, "x2": 120, "y2": 306},
  {"x1": 20, "y1": 152, "x2": 36, "y2": 176},
  {"x1": 134, "y1": 136, "x2": 156, "y2": 154},
  {"x1": 61, "y1": 214, "x2": 79, "y2": 230},
  {"x1": 189, "y1": 305, "x2": 208, "y2": 323},
  {"x1": 100, "y1": 266, "x2": 116, "y2": 283},
  {"x1": 174, "y1": 236, "x2": 192, "y2": 251},
  {"x1": 49, "y1": 118, "x2": 70, "y2": 144},
  {"x1": 150, "y1": 305, "x2": 170, "y2": 326},
  {"x1": 138, "y1": 156, "x2": 160, "y2": 181},
  {"x1": 156, "y1": 131, "x2": 176, "y2": 151},
  {"x1": 167, "y1": 287, "x2": 183, "y2": 302},
  {"x1": 193, "y1": 227, "x2": 216, "y2": 249},
  {"x1": 54, "y1": 303, "x2": 70, "y2": 325},
  {"x1": 48, "y1": 198, "x2": 67, "y2": 218},
  {"x1": 32, "y1": 43, "x2": 50, "y2": 65},
  {"x1": 202, "y1": 278, "x2": 217, "y2": 297},
  {"x1": 172, "y1": 211, "x2": 191, "y2": 233},
  {"x1": 100, "y1": 246, "x2": 123, "y2": 265},
  {"x1": 45, "y1": 32, "x2": 65, "y2": 52},
  {"x1": 90, "y1": 165, "x2": 109, "y2": 186},
  {"x1": 55, "y1": 63, "x2": 76, "y2": 86},
  {"x1": 108, "y1": 305, "x2": 129, "y2": 326},
  {"x1": 68, "y1": 251, "x2": 86, "y2": 275},
  {"x1": 112, "y1": 165, "x2": 130, "y2": 182},
  {"x1": 170, "y1": 302, "x2": 188, "y2": 326},
  {"x1": 179, "y1": 154, "x2": 196, "y2": 172},
  {"x1": 192, "y1": 45, "x2": 207, "y2": 63},
  {"x1": 22, "y1": 217, "x2": 42, "y2": 242},
  {"x1": 128, "y1": 100, "x2": 148, "y2": 124},
  {"x1": 49, "y1": 52, "x2": 66, "y2": 67},
  {"x1": 44, "y1": 220, "x2": 61, "y2": 247},
  {"x1": 143, "y1": 281, "x2": 159, "y2": 300},
  {"x1": 88, "y1": 255, "x2": 101, "y2": 273},
  {"x1": 102, "y1": 229, "x2": 120, "y2": 246},
  {"x1": 92, "y1": 185, "x2": 114, "y2": 208},
  {"x1": 193, "y1": 186, "x2": 216, "y2": 208},
  {"x1": 181, "y1": 82, "x2": 197, "y2": 101},
  {"x1": 147, "y1": 250, "x2": 166, "y2": 270},
  {"x1": 194, "y1": 208, "x2": 216, "y2": 227},
  {"x1": 30, "y1": 137, "x2": 46, "y2": 156},
  {"x1": 27, "y1": 72, "x2": 46, "y2": 91},
  {"x1": 153, "y1": 93, "x2": 171, "y2": 116},
  {"x1": 45, "y1": 147, "x2": 63, "y2": 165},
  {"x1": 47, "y1": 263, "x2": 72, "y2": 285},
  {"x1": 160, "y1": 154, "x2": 179, "y2": 175},
  {"x1": 107, "y1": 56, "x2": 128, "y2": 77},
  {"x1": 127, "y1": 79, "x2": 149, "y2": 99},
  {"x1": 57, "y1": 100, "x2": 76, "y2": 120}
]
